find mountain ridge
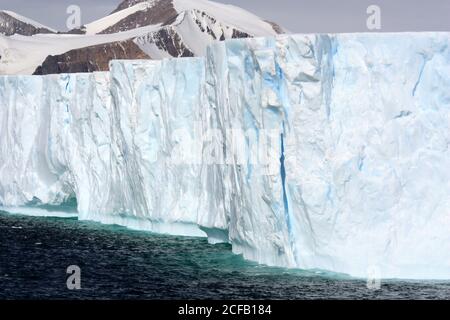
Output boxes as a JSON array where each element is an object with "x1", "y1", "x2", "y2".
[
  {"x1": 0, "y1": 0, "x2": 286, "y2": 75},
  {"x1": 0, "y1": 10, "x2": 56, "y2": 36}
]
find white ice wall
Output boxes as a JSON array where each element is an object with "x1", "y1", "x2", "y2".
[
  {"x1": 90, "y1": 59, "x2": 207, "y2": 236},
  {"x1": 200, "y1": 37, "x2": 297, "y2": 267},
  {"x1": 1, "y1": 33, "x2": 449, "y2": 279},
  {"x1": 206, "y1": 33, "x2": 450, "y2": 279},
  {"x1": 0, "y1": 72, "x2": 112, "y2": 213},
  {"x1": 291, "y1": 33, "x2": 450, "y2": 279}
]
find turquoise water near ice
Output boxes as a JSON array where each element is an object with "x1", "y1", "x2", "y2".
[{"x1": 0, "y1": 211, "x2": 449, "y2": 300}]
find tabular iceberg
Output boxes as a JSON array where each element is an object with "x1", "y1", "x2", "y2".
[{"x1": 1, "y1": 33, "x2": 449, "y2": 279}]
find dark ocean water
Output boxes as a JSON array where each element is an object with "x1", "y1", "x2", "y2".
[{"x1": 0, "y1": 211, "x2": 449, "y2": 300}]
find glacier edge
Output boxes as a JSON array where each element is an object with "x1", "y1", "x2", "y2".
[{"x1": 1, "y1": 33, "x2": 450, "y2": 280}]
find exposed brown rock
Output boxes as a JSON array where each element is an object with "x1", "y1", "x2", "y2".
[
  {"x1": 63, "y1": 28, "x2": 87, "y2": 35},
  {"x1": 111, "y1": 0, "x2": 149, "y2": 14},
  {"x1": 100, "y1": 0, "x2": 178, "y2": 34},
  {"x1": 0, "y1": 11, "x2": 55, "y2": 36},
  {"x1": 265, "y1": 20, "x2": 286, "y2": 34},
  {"x1": 135, "y1": 26, "x2": 194, "y2": 58},
  {"x1": 231, "y1": 29, "x2": 251, "y2": 39},
  {"x1": 33, "y1": 40, "x2": 150, "y2": 75}
]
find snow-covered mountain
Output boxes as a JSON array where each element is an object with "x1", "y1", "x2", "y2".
[
  {"x1": 0, "y1": 0, "x2": 285, "y2": 75},
  {"x1": 0, "y1": 10, "x2": 56, "y2": 36}
]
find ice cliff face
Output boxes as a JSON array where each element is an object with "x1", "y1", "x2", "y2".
[
  {"x1": 1, "y1": 33, "x2": 450, "y2": 279},
  {"x1": 0, "y1": 72, "x2": 113, "y2": 211},
  {"x1": 94, "y1": 58, "x2": 207, "y2": 236},
  {"x1": 209, "y1": 33, "x2": 450, "y2": 279}
]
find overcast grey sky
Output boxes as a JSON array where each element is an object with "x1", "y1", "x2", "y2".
[{"x1": 0, "y1": 0, "x2": 449, "y2": 32}]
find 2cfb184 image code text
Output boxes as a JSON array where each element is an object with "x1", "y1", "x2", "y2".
[{"x1": 178, "y1": 304, "x2": 272, "y2": 318}]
